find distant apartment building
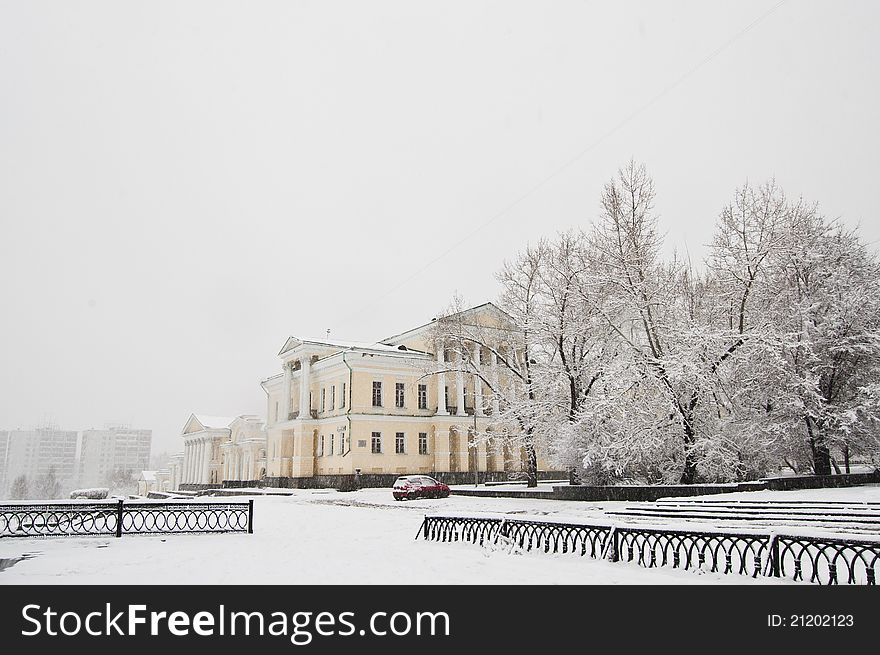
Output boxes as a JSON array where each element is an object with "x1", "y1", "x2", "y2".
[
  {"x1": 2, "y1": 426, "x2": 78, "y2": 497},
  {"x1": 78, "y1": 425, "x2": 152, "y2": 488}
]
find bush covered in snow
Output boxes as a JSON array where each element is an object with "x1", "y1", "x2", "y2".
[{"x1": 69, "y1": 488, "x2": 110, "y2": 500}]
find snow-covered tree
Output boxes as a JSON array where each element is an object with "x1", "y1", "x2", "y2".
[
  {"x1": 33, "y1": 467, "x2": 61, "y2": 499},
  {"x1": 427, "y1": 289, "x2": 546, "y2": 487},
  {"x1": 461, "y1": 161, "x2": 879, "y2": 485},
  {"x1": 9, "y1": 475, "x2": 29, "y2": 500},
  {"x1": 759, "y1": 214, "x2": 880, "y2": 474},
  {"x1": 106, "y1": 467, "x2": 137, "y2": 496}
]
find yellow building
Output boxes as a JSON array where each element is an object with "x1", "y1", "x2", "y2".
[{"x1": 261, "y1": 303, "x2": 560, "y2": 489}]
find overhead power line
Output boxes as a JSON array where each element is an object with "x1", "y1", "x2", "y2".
[{"x1": 341, "y1": 0, "x2": 789, "y2": 327}]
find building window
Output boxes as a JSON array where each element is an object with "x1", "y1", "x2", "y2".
[
  {"x1": 321, "y1": 388, "x2": 326, "y2": 412},
  {"x1": 371, "y1": 432, "x2": 382, "y2": 454},
  {"x1": 395, "y1": 383, "x2": 405, "y2": 408},
  {"x1": 372, "y1": 381, "x2": 382, "y2": 407},
  {"x1": 445, "y1": 385, "x2": 449, "y2": 407},
  {"x1": 418, "y1": 384, "x2": 427, "y2": 410},
  {"x1": 341, "y1": 383, "x2": 346, "y2": 408},
  {"x1": 340, "y1": 433, "x2": 345, "y2": 453},
  {"x1": 330, "y1": 385, "x2": 336, "y2": 411},
  {"x1": 418, "y1": 432, "x2": 428, "y2": 455},
  {"x1": 319, "y1": 435, "x2": 324, "y2": 457},
  {"x1": 395, "y1": 432, "x2": 405, "y2": 454},
  {"x1": 275, "y1": 401, "x2": 279, "y2": 421},
  {"x1": 329, "y1": 434, "x2": 334, "y2": 455}
]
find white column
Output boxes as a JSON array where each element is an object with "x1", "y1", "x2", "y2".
[
  {"x1": 491, "y1": 350, "x2": 501, "y2": 416},
  {"x1": 473, "y1": 345, "x2": 485, "y2": 416},
  {"x1": 281, "y1": 362, "x2": 292, "y2": 421},
  {"x1": 193, "y1": 440, "x2": 201, "y2": 483},
  {"x1": 202, "y1": 438, "x2": 212, "y2": 483},
  {"x1": 455, "y1": 351, "x2": 466, "y2": 416},
  {"x1": 299, "y1": 355, "x2": 311, "y2": 418},
  {"x1": 436, "y1": 342, "x2": 448, "y2": 415},
  {"x1": 187, "y1": 441, "x2": 195, "y2": 483},
  {"x1": 474, "y1": 374, "x2": 484, "y2": 416},
  {"x1": 192, "y1": 440, "x2": 200, "y2": 483},
  {"x1": 193, "y1": 441, "x2": 200, "y2": 482}
]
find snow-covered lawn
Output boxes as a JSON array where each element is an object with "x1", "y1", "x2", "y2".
[
  {"x1": 3, "y1": 485, "x2": 877, "y2": 585},
  {"x1": 0, "y1": 488, "x2": 772, "y2": 585}
]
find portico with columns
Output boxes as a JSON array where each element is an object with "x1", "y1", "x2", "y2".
[{"x1": 177, "y1": 414, "x2": 266, "y2": 490}]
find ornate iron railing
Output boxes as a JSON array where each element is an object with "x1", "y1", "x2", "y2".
[
  {"x1": 0, "y1": 500, "x2": 254, "y2": 538},
  {"x1": 417, "y1": 515, "x2": 880, "y2": 585}
]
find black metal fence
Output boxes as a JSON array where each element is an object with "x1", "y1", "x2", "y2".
[
  {"x1": 417, "y1": 515, "x2": 880, "y2": 585},
  {"x1": 0, "y1": 500, "x2": 254, "y2": 538}
]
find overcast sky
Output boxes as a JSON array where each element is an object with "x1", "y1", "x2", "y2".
[{"x1": 1, "y1": 1, "x2": 878, "y2": 456}]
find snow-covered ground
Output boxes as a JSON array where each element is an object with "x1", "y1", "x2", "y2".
[{"x1": 2, "y1": 485, "x2": 877, "y2": 585}]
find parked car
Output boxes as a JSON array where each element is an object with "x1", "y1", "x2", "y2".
[{"x1": 392, "y1": 475, "x2": 450, "y2": 500}]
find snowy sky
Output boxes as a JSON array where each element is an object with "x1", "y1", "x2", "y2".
[{"x1": 1, "y1": 1, "x2": 878, "y2": 456}]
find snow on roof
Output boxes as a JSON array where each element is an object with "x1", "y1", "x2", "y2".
[
  {"x1": 379, "y1": 302, "x2": 516, "y2": 345},
  {"x1": 303, "y1": 338, "x2": 417, "y2": 352},
  {"x1": 194, "y1": 415, "x2": 236, "y2": 430},
  {"x1": 139, "y1": 471, "x2": 157, "y2": 481},
  {"x1": 279, "y1": 336, "x2": 429, "y2": 357}
]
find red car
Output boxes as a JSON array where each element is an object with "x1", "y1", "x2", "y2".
[{"x1": 392, "y1": 475, "x2": 450, "y2": 500}]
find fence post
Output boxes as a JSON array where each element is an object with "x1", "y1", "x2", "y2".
[
  {"x1": 768, "y1": 534, "x2": 780, "y2": 577},
  {"x1": 248, "y1": 499, "x2": 254, "y2": 534},
  {"x1": 602, "y1": 526, "x2": 619, "y2": 562},
  {"x1": 115, "y1": 499, "x2": 124, "y2": 538}
]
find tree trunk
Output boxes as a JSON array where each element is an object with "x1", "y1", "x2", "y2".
[
  {"x1": 525, "y1": 438, "x2": 538, "y2": 488},
  {"x1": 811, "y1": 440, "x2": 832, "y2": 476},
  {"x1": 680, "y1": 446, "x2": 698, "y2": 485},
  {"x1": 843, "y1": 444, "x2": 850, "y2": 474},
  {"x1": 806, "y1": 416, "x2": 832, "y2": 476},
  {"x1": 679, "y1": 391, "x2": 699, "y2": 485}
]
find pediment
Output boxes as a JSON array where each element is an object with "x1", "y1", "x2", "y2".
[{"x1": 182, "y1": 414, "x2": 206, "y2": 434}]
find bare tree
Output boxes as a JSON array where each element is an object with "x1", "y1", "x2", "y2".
[
  {"x1": 33, "y1": 467, "x2": 61, "y2": 499},
  {"x1": 428, "y1": 288, "x2": 545, "y2": 487},
  {"x1": 9, "y1": 475, "x2": 30, "y2": 500}
]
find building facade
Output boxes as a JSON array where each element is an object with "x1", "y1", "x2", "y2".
[
  {"x1": 1, "y1": 426, "x2": 78, "y2": 498},
  {"x1": 261, "y1": 303, "x2": 559, "y2": 489},
  {"x1": 177, "y1": 414, "x2": 266, "y2": 490},
  {"x1": 78, "y1": 425, "x2": 152, "y2": 488},
  {"x1": 137, "y1": 469, "x2": 173, "y2": 495}
]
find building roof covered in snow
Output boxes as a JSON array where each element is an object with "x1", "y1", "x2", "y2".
[{"x1": 276, "y1": 336, "x2": 430, "y2": 359}]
